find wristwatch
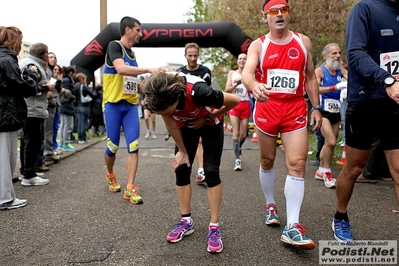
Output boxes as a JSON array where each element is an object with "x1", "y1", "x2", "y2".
[
  {"x1": 384, "y1": 76, "x2": 395, "y2": 88},
  {"x1": 204, "y1": 116, "x2": 213, "y2": 122},
  {"x1": 311, "y1": 105, "x2": 322, "y2": 112}
]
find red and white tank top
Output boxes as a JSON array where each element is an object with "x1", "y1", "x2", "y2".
[
  {"x1": 172, "y1": 75, "x2": 220, "y2": 127},
  {"x1": 255, "y1": 31, "x2": 307, "y2": 100},
  {"x1": 231, "y1": 71, "x2": 250, "y2": 101}
]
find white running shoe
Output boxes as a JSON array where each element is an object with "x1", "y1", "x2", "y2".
[
  {"x1": 21, "y1": 176, "x2": 50, "y2": 186},
  {"x1": 234, "y1": 159, "x2": 242, "y2": 171},
  {"x1": 0, "y1": 198, "x2": 28, "y2": 210},
  {"x1": 145, "y1": 132, "x2": 150, "y2": 139},
  {"x1": 152, "y1": 133, "x2": 157, "y2": 139},
  {"x1": 323, "y1": 172, "x2": 336, "y2": 188},
  {"x1": 314, "y1": 170, "x2": 323, "y2": 180},
  {"x1": 195, "y1": 171, "x2": 206, "y2": 183}
]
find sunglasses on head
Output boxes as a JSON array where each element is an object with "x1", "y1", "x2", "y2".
[{"x1": 266, "y1": 6, "x2": 289, "y2": 16}]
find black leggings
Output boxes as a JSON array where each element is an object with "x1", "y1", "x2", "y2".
[{"x1": 175, "y1": 122, "x2": 224, "y2": 188}]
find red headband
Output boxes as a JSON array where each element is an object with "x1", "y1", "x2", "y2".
[{"x1": 264, "y1": 0, "x2": 289, "y2": 13}]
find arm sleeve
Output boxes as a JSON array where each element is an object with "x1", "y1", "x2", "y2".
[
  {"x1": 204, "y1": 68, "x2": 212, "y2": 86},
  {"x1": 55, "y1": 80, "x2": 62, "y2": 93},
  {"x1": 106, "y1": 41, "x2": 124, "y2": 65},
  {"x1": 83, "y1": 86, "x2": 94, "y2": 97},
  {"x1": 2, "y1": 59, "x2": 37, "y2": 97},
  {"x1": 346, "y1": 4, "x2": 390, "y2": 85},
  {"x1": 192, "y1": 82, "x2": 224, "y2": 108}
]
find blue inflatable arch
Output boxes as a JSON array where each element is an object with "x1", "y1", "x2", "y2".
[{"x1": 70, "y1": 22, "x2": 253, "y2": 83}]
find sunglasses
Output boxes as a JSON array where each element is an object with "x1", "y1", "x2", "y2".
[{"x1": 266, "y1": 6, "x2": 290, "y2": 16}]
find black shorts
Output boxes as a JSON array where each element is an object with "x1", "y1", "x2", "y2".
[
  {"x1": 345, "y1": 98, "x2": 399, "y2": 150},
  {"x1": 321, "y1": 110, "x2": 341, "y2": 125}
]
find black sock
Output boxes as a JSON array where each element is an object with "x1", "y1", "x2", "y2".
[
  {"x1": 181, "y1": 213, "x2": 192, "y2": 223},
  {"x1": 335, "y1": 211, "x2": 349, "y2": 221}
]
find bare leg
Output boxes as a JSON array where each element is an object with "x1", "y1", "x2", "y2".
[
  {"x1": 384, "y1": 150, "x2": 399, "y2": 205},
  {"x1": 176, "y1": 184, "x2": 192, "y2": 215},
  {"x1": 197, "y1": 138, "x2": 204, "y2": 170},
  {"x1": 208, "y1": 184, "x2": 222, "y2": 223},
  {"x1": 320, "y1": 119, "x2": 340, "y2": 169},
  {"x1": 230, "y1": 116, "x2": 240, "y2": 140},
  {"x1": 239, "y1": 118, "x2": 249, "y2": 142},
  {"x1": 281, "y1": 129, "x2": 308, "y2": 178},
  {"x1": 126, "y1": 153, "x2": 138, "y2": 185},
  {"x1": 144, "y1": 109, "x2": 150, "y2": 131},
  {"x1": 104, "y1": 153, "x2": 116, "y2": 174},
  {"x1": 151, "y1": 113, "x2": 156, "y2": 132},
  {"x1": 335, "y1": 146, "x2": 369, "y2": 213}
]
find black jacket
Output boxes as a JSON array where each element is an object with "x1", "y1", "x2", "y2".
[
  {"x1": 0, "y1": 45, "x2": 38, "y2": 132},
  {"x1": 73, "y1": 82, "x2": 94, "y2": 108}
]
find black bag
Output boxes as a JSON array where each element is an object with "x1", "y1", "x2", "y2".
[{"x1": 0, "y1": 95, "x2": 27, "y2": 132}]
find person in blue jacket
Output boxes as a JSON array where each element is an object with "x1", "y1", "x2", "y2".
[{"x1": 333, "y1": 0, "x2": 399, "y2": 243}]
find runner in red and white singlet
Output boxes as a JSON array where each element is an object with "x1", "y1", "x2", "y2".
[
  {"x1": 254, "y1": 32, "x2": 308, "y2": 136},
  {"x1": 225, "y1": 53, "x2": 251, "y2": 171},
  {"x1": 242, "y1": 0, "x2": 322, "y2": 251}
]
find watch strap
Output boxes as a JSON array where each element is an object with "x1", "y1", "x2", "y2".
[{"x1": 311, "y1": 105, "x2": 322, "y2": 112}]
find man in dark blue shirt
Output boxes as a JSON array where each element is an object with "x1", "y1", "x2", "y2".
[
  {"x1": 333, "y1": 0, "x2": 399, "y2": 243},
  {"x1": 177, "y1": 43, "x2": 212, "y2": 184}
]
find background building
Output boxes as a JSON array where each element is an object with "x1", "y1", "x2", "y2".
[{"x1": 18, "y1": 41, "x2": 31, "y2": 61}]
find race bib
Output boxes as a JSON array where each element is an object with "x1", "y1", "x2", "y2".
[
  {"x1": 380, "y1": 51, "x2": 399, "y2": 80},
  {"x1": 233, "y1": 84, "x2": 247, "y2": 97},
  {"x1": 267, "y1": 69, "x2": 299, "y2": 94},
  {"x1": 123, "y1": 76, "x2": 139, "y2": 95},
  {"x1": 324, "y1": 99, "x2": 340, "y2": 113}
]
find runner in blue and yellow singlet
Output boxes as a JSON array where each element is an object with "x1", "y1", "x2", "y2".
[{"x1": 102, "y1": 16, "x2": 165, "y2": 204}]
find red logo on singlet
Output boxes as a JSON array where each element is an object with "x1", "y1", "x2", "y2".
[{"x1": 288, "y1": 48, "x2": 299, "y2": 59}]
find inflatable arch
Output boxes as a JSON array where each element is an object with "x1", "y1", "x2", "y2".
[{"x1": 70, "y1": 22, "x2": 253, "y2": 83}]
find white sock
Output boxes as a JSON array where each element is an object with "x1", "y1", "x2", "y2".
[
  {"x1": 325, "y1": 168, "x2": 331, "y2": 173},
  {"x1": 259, "y1": 167, "x2": 276, "y2": 204},
  {"x1": 284, "y1": 175, "x2": 304, "y2": 227},
  {"x1": 198, "y1": 168, "x2": 204, "y2": 174},
  {"x1": 319, "y1": 167, "x2": 329, "y2": 173},
  {"x1": 182, "y1": 216, "x2": 192, "y2": 224},
  {"x1": 209, "y1": 222, "x2": 219, "y2": 229}
]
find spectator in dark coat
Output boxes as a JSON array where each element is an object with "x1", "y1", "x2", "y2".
[
  {"x1": 90, "y1": 85, "x2": 105, "y2": 137},
  {"x1": 0, "y1": 26, "x2": 38, "y2": 209}
]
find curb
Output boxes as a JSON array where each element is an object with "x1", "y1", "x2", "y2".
[{"x1": 13, "y1": 136, "x2": 107, "y2": 181}]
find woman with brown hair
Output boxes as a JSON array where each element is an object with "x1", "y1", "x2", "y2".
[
  {"x1": 73, "y1": 73, "x2": 94, "y2": 144},
  {"x1": 0, "y1": 26, "x2": 39, "y2": 209},
  {"x1": 143, "y1": 72, "x2": 239, "y2": 253}
]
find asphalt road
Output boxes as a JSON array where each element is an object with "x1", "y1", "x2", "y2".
[{"x1": 1, "y1": 116, "x2": 398, "y2": 266}]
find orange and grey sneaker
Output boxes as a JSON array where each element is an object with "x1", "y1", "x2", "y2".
[
  {"x1": 123, "y1": 184, "x2": 143, "y2": 204},
  {"x1": 106, "y1": 173, "x2": 121, "y2": 193}
]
